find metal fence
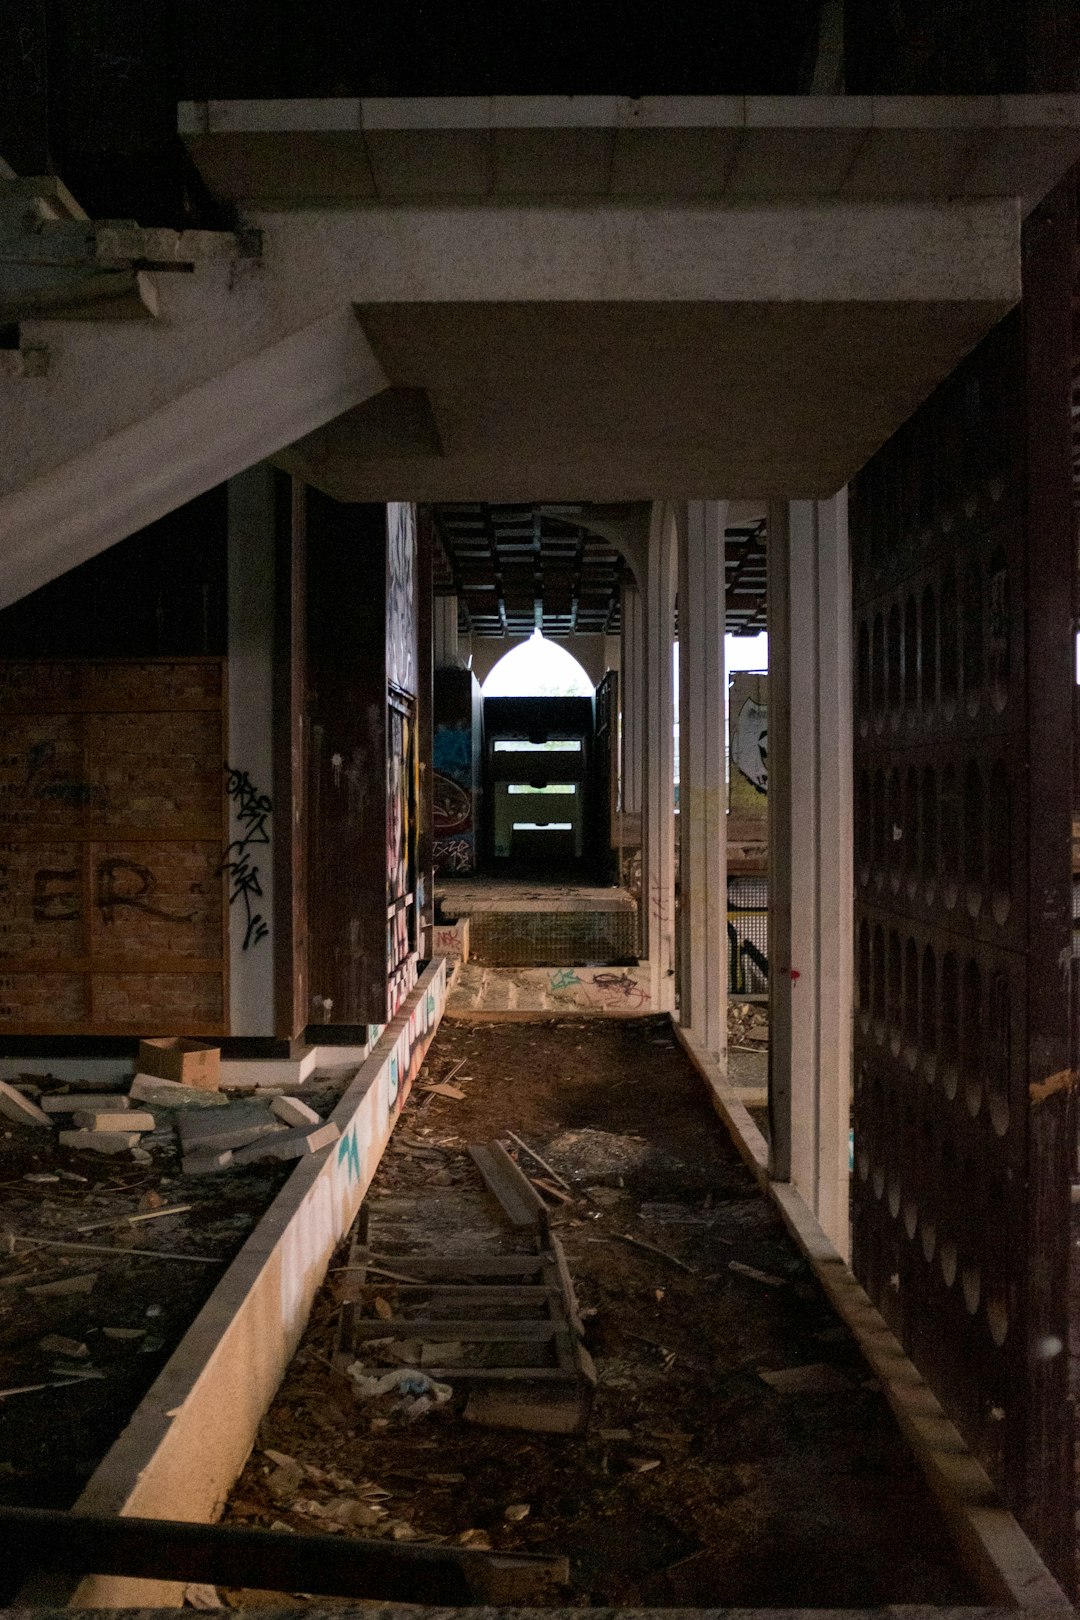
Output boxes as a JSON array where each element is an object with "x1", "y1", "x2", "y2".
[{"x1": 728, "y1": 874, "x2": 768, "y2": 993}]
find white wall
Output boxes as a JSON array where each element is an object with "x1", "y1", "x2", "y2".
[{"x1": 226, "y1": 466, "x2": 278, "y2": 1037}]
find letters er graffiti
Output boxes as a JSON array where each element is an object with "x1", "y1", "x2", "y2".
[
  {"x1": 220, "y1": 767, "x2": 272, "y2": 950},
  {"x1": 32, "y1": 860, "x2": 196, "y2": 925}
]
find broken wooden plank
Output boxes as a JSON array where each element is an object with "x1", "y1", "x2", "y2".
[
  {"x1": 469, "y1": 1142, "x2": 548, "y2": 1231},
  {"x1": 503, "y1": 1129, "x2": 574, "y2": 1193},
  {"x1": 13, "y1": 1235, "x2": 222, "y2": 1264},
  {"x1": 25, "y1": 1272, "x2": 97, "y2": 1297},
  {"x1": 610, "y1": 1231, "x2": 697, "y2": 1273},
  {"x1": 546, "y1": 1235, "x2": 587, "y2": 1338},
  {"x1": 758, "y1": 1362, "x2": 852, "y2": 1394},
  {"x1": 76, "y1": 1203, "x2": 192, "y2": 1234},
  {"x1": 728, "y1": 1259, "x2": 787, "y2": 1288}
]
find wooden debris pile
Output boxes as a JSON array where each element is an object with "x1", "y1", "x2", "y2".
[{"x1": 334, "y1": 1140, "x2": 596, "y2": 1435}]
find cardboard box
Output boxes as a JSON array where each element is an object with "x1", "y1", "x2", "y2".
[{"x1": 136, "y1": 1037, "x2": 221, "y2": 1091}]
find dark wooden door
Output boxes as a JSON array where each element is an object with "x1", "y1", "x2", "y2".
[{"x1": 849, "y1": 176, "x2": 1076, "y2": 1590}]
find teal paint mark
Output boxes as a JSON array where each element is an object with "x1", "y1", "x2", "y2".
[{"x1": 337, "y1": 1129, "x2": 361, "y2": 1185}]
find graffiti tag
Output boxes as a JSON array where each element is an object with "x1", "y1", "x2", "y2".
[{"x1": 220, "y1": 767, "x2": 271, "y2": 950}]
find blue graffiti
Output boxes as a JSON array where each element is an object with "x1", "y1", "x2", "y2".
[
  {"x1": 337, "y1": 1129, "x2": 361, "y2": 1184},
  {"x1": 432, "y1": 724, "x2": 471, "y2": 783}
]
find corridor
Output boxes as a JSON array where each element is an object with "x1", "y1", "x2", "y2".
[
  {"x1": 2, "y1": 4, "x2": 1079, "y2": 1605},
  {"x1": 221, "y1": 1015, "x2": 972, "y2": 1608}
]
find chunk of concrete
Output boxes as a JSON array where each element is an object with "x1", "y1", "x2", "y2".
[
  {"x1": 177, "y1": 1102, "x2": 284, "y2": 1154},
  {"x1": 41, "y1": 1093, "x2": 131, "y2": 1114},
  {"x1": 0, "y1": 1080, "x2": 51, "y2": 1128},
  {"x1": 757, "y1": 1362, "x2": 852, "y2": 1395},
  {"x1": 72, "y1": 1109, "x2": 155, "y2": 1132},
  {"x1": 58, "y1": 1130, "x2": 141, "y2": 1154},
  {"x1": 232, "y1": 1120, "x2": 340, "y2": 1164},
  {"x1": 39, "y1": 1334, "x2": 89, "y2": 1359},
  {"x1": 27, "y1": 1273, "x2": 97, "y2": 1298},
  {"x1": 270, "y1": 1095, "x2": 322, "y2": 1129},
  {"x1": 182, "y1": 1149, "x2": 235, "y2": 1175},
  {"x1": 130, "y1": 1074, "x2": 229, "y2": 1108}
]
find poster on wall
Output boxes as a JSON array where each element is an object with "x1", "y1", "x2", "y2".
[
  {"x1": 432, "y1": 669, "x2": 479, "y2": 875},
  {"x1": 433, "y1": 724, "x2": 475, "y2": 874},
  {"x1": 729, "y1": 673, "x2": 767, "y2": 832}
]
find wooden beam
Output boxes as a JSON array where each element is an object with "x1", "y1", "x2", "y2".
[{"x1": 1, "y1": 1504, "x2": 568, "y2": 1605}]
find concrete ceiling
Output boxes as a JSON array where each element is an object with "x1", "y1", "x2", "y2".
[
  {"x1": 195, "y1": 95, "x2": 1075, "y2": 500},
  {"x1": 274, "y1": 298, "x2": 1009, "y2": 501}
]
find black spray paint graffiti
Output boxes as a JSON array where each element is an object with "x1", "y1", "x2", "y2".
[
  {"x1": 31, "y1": 861, "x2": 196, "y2": 925},
  {"x1": 220, "y1": 767, "x2": 272, "y2": 950}
]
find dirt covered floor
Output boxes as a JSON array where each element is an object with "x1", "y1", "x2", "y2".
[{"x1": 223, "y1": 1015, "x2": 973, "y2": 1609}]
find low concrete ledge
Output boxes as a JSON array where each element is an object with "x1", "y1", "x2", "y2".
[
  {"x1": 0, "y1": 1600, "x2": 1075, "y2": 1613},
  {"x1": 674, "y1": 1020, "x2": 1070, "y2": 1613},
  {"x1": 26, "y1": 961, "x2": 447, "y2": 1609},
  {"x1": 447, "y1": 963, "x2": 655, "y2": 1019},
  {"x1": 673, "y1": 1021, "x2": 769, "y2": 1187},
  {"x1": 2, "y1": 1606, "x2": 1076, "y2": 1620}
]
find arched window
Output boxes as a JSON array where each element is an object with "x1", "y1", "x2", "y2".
[{"x1": 481, "y1": 630, "x2": 594, "y2": 697}]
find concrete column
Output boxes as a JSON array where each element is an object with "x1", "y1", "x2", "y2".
[
  {"x1": 766, "y1": 492, "x2": 853, "y2": 1256},
  {"x1": 677, "y1": 501, "x2": 728, "y2": 1064},
  {"x1": 433, "y1": 594, "x2": 460, "y2": 668},
  {"x1": 644, "y1": 504, "x2": 677, "y2": 1012},
  {"x1": 620, "y1": 579, "x2": 645, "y2": 820},
  {"x1": 226, "y1": 465, "x2": 277, "y2": 1037}
]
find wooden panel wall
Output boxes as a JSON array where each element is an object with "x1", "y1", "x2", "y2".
[
  {"x1": 416, "y1": 507, "x2": 435, "y2": 956},
  {"x1": 849, "y1": 176, "x2": 1076, "y2": 1591},
  {"x1": 305, "y1": 494, "x2": 419, "y2": 1029},
  {"x1": 0, "y1": 659, "x2": 228, "y2": 1035}
]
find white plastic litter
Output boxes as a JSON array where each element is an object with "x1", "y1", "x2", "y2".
[{"x1": 346, "y1": 1364, "x2": 452, "y2": 1418}]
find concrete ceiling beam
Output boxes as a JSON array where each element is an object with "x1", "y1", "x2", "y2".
[{"x1": 178, "y1": 94, "x2": 1080, "y2": 217}]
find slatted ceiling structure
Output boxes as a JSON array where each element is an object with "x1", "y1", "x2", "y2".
[
  {"x1": 725, "y1": 519, "x2": 769, "y2": 636},
  {"x1": 434, "y1": 503, "x2": 770, "y2": 639},
  {"x1": 433, "y1": 504, "x2": 623, "y2": 638}
]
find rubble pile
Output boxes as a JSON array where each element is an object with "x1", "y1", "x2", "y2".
[
  {"x1": 0, "y1": 1074, "x2": 339, "y2": 1171},
  {"x1": 727, "y1": 1000, "x2": 768, "y2": 1049}
]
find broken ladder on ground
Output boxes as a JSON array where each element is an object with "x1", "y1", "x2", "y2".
[{"x1": 334, "y1": 1139, "x2": 596, "y2": 1433}]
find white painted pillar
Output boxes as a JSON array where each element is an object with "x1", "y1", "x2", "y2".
[
  {"x1": 766, "y1": 492, "x2": 853, "y2": 1256},
  {"x1": 620, "y1": 579, "x2": 645, "y2": 821},
  {"x1": 644, "y1": 504, "x2": 677, "y2": 1012},
  {"x1": 226, "y1": 465, "x2": 278, "y2": 1038},
  {"x1": 433, "y1": 595, "x2": 460, "y2": 667},
  {"x1": 677, "y1": 501, "x2": 728, "y2": 1065}
]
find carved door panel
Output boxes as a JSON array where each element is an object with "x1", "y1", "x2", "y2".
[{"x1": 850, "y1": 177, "x2": 1076, "y2": 1589}]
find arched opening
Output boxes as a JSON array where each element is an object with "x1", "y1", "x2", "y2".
[
  {"x1": 481, "y1": 630, "x2": 594, "y2": 698},
  {"x1": 480, "y1": 636, "x2": 598, "y2": 874}
]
